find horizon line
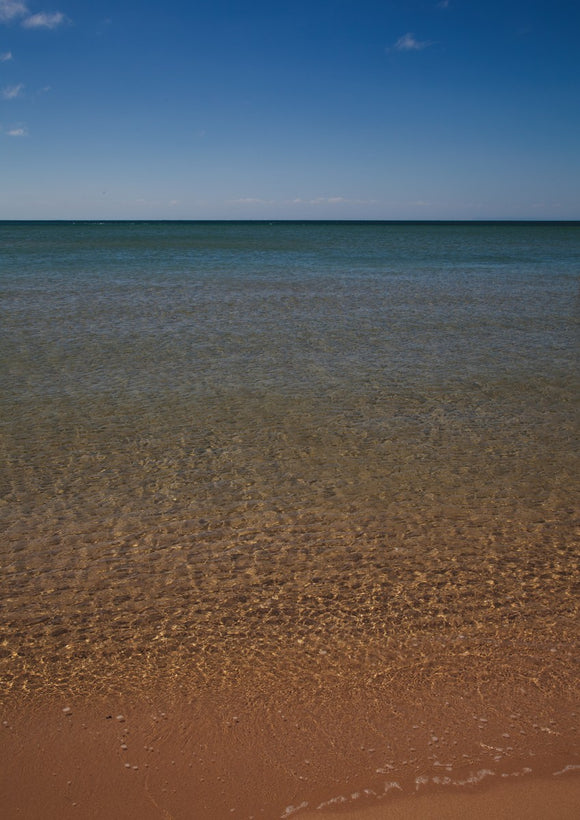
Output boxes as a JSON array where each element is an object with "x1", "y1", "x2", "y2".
[{"x1": 1, "y1": 218, "x2": 579, "y2": 225}]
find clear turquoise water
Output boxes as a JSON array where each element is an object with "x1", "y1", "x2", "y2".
[{"x1": 0, "y1": 221, "x2": 578, "y2": 704}]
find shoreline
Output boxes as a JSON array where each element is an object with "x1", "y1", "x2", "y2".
[
  {"x1": 299, "y1": 774, "x2": 580, "y2": 820},
  {"x1": 1, "y1": 675, "x2": 578, "y2": 820}
]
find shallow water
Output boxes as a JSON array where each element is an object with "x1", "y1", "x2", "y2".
[{"x1": 1, "y1": 221, "x2": 578, "y2": 718}]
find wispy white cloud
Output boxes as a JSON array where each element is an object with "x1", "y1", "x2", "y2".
[
  {"x1": 229, "y1": 195, "x2": 377, "y2": 209},
  {"x1": 2, "y1": 81, "x2": 23, "y2": 98},
  {"x1": 437, "y1": 1, "x2": 450, "y2": 8},
  {"x1": 291, "y1": 196, "x2": 375, "y2": 206},
  {"x1": 292, "y1": 196, "x2": 348, "y2": 205},
  {"x1": 392, "y1": 33, "x2": 432, "y2": 52},
  {"x1": 0, "y1": 1, "x2": 28, "y2": 23},
  {"x1": 22, "y1": 11, "x2": 67, "y2": 29},
  {"x1": 229, "y1": 197, "x2": 275, "y2": 205},
  {"x1": 0, "y1": 50, "x2": 13, "y2": 60},
  {"x1": 1, "y1": 121, "x2": 28, "y2": 135},
  {"x1": 0, "y1": 2, "x2": 69, "y2": 29}
]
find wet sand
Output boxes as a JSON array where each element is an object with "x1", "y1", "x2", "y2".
[
  {"x1": 305, "y1": 777, "x2": 580, "y2": 820},
  {"x1": 1, "y1": 662, "x2": 578, "y2": 820}
]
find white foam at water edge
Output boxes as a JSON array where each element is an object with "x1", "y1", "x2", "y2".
[
  {"x1": 316, "y1": 780, "x2": 403, "y2": 811},
  {"x1": 501, "y1": 768, "x2": 533, "y2": 778},
  {"x1": 280, "y1": 801, "x2": 309, "y2": 818},
  {"x1": 384, "y1": 781, "x2": 403, "y2": 794},
  {"x1": 449, "y1": 768, "x2": 496, "y2": 786},
  {"x1": 316, "y1": 795, "x2": 348, "y2": 810},
  {"x1": 284, "y1": 762, "x2": 579, "y2": 818},
  {"x1": 553, "y1": 764, "x2": 580, "y2": 776},
  {"x1": 415, "y1": 769, "x2": 496, "y2": 791}
]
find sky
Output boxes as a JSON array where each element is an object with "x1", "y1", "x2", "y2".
[{"x1": 0, "y1": 0, "x2": 579, "y2": 220}]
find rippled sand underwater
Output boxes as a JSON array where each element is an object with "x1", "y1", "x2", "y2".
[{"x1": 1, "y1": 223, "x2": 578, "y2": 789}]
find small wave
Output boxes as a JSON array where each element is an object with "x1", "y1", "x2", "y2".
[
  {"x1": 553, "y1": 764, "x2": 580, "y2": 776},
  {"x1": 281, "y1": 801, "x2": 309, "y2": 818}
]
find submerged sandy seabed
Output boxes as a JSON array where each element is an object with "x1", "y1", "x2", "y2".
[
  {"x1": 1, "y1": 220, "x2": 579, "y2": 818},
  {"x1": 2, "y1": 505, "x2": 578, "y2": 819},
  {"x1": 2, "y1": 384, "x2": 579, "y2": 820}
]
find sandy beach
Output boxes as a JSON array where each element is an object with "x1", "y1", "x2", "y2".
[
  {"x1": 1, "y1": 706, "x2": 578, "y2": 819},
  {"x1": 1, "y1": 662, "x2": 578, "y2": 820},
  {"x1": 304, "y1": 777, "x2": 580, "y2": 820}
]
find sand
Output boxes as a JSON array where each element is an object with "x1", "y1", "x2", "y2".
[
  {"x1": 1, "y1": 682, "x2": 578, "y2": 820},
  {"x1": 303, "y1": 778, "x2": 580, "y2": 820}
]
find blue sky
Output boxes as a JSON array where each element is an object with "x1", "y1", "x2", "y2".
[{"x1": 0, "y1": 0, "x2": 579, "y2": 219}]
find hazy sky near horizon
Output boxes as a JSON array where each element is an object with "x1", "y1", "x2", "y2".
[{"x1": 0, "y1": 0, "x2": 579, "y2": 220}]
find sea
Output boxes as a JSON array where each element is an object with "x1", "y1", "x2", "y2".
[{"x1": 0, "y1": 221, "x2": 578, "y2": 803}]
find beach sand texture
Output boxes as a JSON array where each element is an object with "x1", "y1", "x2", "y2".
[{"x1": 1, "y1": 685, "x2": 578, "y2": 819}]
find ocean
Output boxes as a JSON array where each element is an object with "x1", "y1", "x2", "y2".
[
  {"x1": 0, "y1": 221, "x2": 578, "y2": 812},
  {"x1": 0, "y1": 222, "x2": 580, "y2": 690}
]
